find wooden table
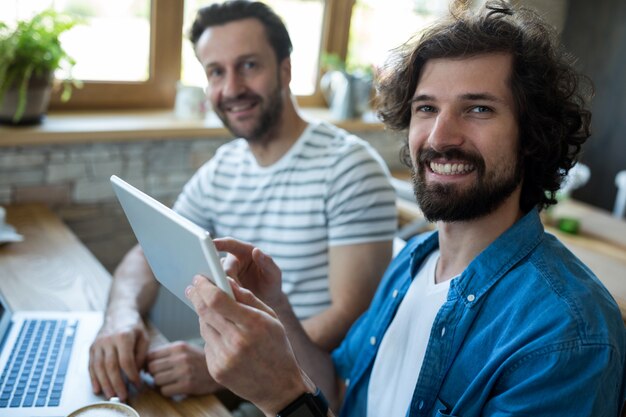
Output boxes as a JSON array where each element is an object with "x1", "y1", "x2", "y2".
[
  {"x1": 0, "y1": 204, "x2": 232, "y2": 417},
  {"x1": 548, "y1": 198, "x2": 626, "y2": 251}
]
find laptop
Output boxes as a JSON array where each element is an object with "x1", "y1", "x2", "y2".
[
  {"x1": 0, "y1": 292, "x2": 103, "y2": 416},
  {"x1": 110, "y1": 175, "x2": 233, "y2": 311}
]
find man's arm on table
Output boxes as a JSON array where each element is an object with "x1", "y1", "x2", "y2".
[
  {"x1": 302, "y1": 241, "x2": 392, "y2": 351},
  {"x1": 89, "y1": 244, "x2": 160, "y2": 401}
]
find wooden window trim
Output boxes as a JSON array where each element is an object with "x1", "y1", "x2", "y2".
[
  {"x1": 299, "y1": 0, "x2": 356, "y2": 107},
  {"x1": 48, "y1": 0, "x2": 354, "y2": 110},
  {"x1": 49, "y1": 0, "x2": 183, "y2": 111}
]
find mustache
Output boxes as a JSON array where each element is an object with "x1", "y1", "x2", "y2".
[{"x1": 417, "y1": 148, "x2": 485, "y2": 173}]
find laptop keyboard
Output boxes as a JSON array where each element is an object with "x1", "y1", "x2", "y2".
[{"x1": 0, "y1": 319, "x2": 77, "y2": 408}]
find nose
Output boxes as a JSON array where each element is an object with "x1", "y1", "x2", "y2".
[
  {"x1": 222, "y1": 70, "x2": 245, "y2": 98},
  {"x1": 427, "y1": 111, "x2": 464, "y2": 151}
]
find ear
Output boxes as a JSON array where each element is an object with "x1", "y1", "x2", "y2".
[{"x1": 279, "y1": 57, "x2": 292, "y2": 88}]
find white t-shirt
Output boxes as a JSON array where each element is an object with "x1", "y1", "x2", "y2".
[
  {"x1": 173, "y1": 121, "x2": 397, "y2": 319},
  {"x1": 367, "y1": 250, "x2": 451, "y2": 417}
]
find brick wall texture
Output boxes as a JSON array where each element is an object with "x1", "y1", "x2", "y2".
[{"x1": 0, "y1": 130, "x2": 405, "y2": 272}]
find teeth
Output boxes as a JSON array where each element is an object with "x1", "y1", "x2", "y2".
[
  {"x1": 227, "y1": 103, "x2": 255, "y2": 112},
  {"x1": 429, "y1": 162, "x2": 474, "y2": 175}
]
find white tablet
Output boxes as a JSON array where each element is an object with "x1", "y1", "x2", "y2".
[{"x1": 110, "y1": 175, "x2": 234, "y2": 309}]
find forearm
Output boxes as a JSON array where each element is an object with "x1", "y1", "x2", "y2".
[
  {"x1": 301, "y1": 306, "x2": 355, "y2": 351},
  {"x1": 106, "y1": 244, "x2": 160, "y2": 320},
  {"x1": 303, "y1": 241, "x2": 392, "y2": 351},
  {"x1": 273, "y1": 294, "x2": 342, "y2": 412},
  {"x1": 90, "y1": 245, "x2": 156, "y2": 400}
]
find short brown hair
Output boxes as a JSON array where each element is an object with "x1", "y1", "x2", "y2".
[{"x1": 189, "y1": 0, "x2": 292, "y2": 64}]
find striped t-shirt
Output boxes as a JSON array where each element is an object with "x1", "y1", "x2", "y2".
[{"x1": 173, "y1": 121, "x2": 397, "y2": 319}]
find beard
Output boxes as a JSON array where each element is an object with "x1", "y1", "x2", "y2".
[
  {"x1": 215, "y1": 79, "x2": 284, "y2": 144},
  {"x1": 412, "y1": 147, "x2": 523, "y2": 222}
]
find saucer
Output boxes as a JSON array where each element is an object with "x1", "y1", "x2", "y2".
[{"x1": 0, "y1": 224, "x2": 24, "y2": 244}]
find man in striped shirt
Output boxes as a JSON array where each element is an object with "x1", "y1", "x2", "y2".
[{"x1": 88, "y1": 0, "x2": 397, "y2": 402}]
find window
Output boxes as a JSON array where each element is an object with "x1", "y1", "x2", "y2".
[
  {"x1": 57, "y1": 0, "x2": 182, "y2": 110},
  {"x1": 1, "y1": 0, "x2": 182, "y2": 110},
  {"x1": 1, "y1": 0, "x2": 456, "y2": 111},
  {"x1": 347, "y1": 0, "x2": 452, "y2": 73}
]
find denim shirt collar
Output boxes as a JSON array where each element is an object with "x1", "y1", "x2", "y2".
[{"x1": 408, "y1": 208, "x2": 545, "y2": 305}]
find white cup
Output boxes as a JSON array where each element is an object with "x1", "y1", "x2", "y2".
[
  {"x1": 174, "y1": 82, "x2": 208, "y2": 120},
  {"x1": 67, "y1": 398, "x2": 140, "y2": 417},
  {"x1": 0, "y1": 206, "x2": 6, "y2": 228}
]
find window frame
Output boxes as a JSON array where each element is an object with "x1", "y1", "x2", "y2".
[
  {"x1": 49, "y1": 0, "x2": 354, "y2": 110},
  {"x1": 299, "y1": 0, "x2": 355, "y2": 107},
  {"x1": 50, "y1": 0, "x2": 183, "y2": 110}
]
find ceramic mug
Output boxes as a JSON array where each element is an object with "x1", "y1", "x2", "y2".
[
  {"x1": 174, "y1": 82, "x2": 207, "y2": 120},
  {"x1": 67, "y1": 398, "x2": 140, "y2": 417}
]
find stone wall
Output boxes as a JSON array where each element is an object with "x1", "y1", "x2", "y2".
[{"x1": 0, "y1": 129, "x2": 405, "y2": 272}]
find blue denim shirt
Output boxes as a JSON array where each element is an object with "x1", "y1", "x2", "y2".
[{"x1": 332, "y1": 209, "x2": 626, "y2": 416}]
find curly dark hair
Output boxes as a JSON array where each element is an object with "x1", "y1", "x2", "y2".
[
  {"x1": 189, "y1": 0, "x2": 292, "y2": 64},
  {"x1": 377, "y1": 1, "x2": 592, "y2": 212}
]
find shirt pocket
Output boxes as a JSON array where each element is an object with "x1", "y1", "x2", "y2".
[{"x1": 432, "y1": 397, "x2": 460, "y2": 417}]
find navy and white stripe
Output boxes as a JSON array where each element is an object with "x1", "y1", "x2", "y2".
[{"x1": 174, "y1": 121, "x2": 397, "y2": 319}]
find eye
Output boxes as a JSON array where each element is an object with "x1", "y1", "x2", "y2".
[
  {"x1": 206, "y1": 67, "x2": 223, "y2": 79},
  {"x1": 414, "y1": 104, "x2": 437, "y2": 115},
  {"x1": 470, "y1": 105, "x2": 492, "y2": 113},
  {"x1": 241, "y1": 60, "x2": 257, "y2": 71}
]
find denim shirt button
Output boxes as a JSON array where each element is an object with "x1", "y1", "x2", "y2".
[
  {"x1": 418, "y1": 400, "x2": 424, "y2": 410},
  {"x1": 467, "y1": 294, "x2": 476, "y2": 302},
  {"x1": 392, "y1": 289, "x2": 399, "y2": 298},
  {"x1": 370, "y1": 336, "x2": 376, "y2": 346},
  {"x1": 441, "y1": 326, "x2": 446, "y2": 337},
  {"x1": 345, "y1": 378, "x2": 350, "y2": 387}
]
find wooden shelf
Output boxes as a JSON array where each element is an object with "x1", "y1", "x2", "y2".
[{"x1": 0, "y1": 108, "x2": 385, "y2": 147}]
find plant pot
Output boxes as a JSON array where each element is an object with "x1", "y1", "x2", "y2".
[{"x1": 0, "y1": 73, "x2": 53, "y2": 126}]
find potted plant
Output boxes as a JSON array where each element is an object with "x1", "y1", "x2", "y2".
[{"x1": 0, "y1": 9, "x2": 79, "y2": 125}]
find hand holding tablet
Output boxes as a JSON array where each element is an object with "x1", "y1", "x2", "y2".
[{"x1": 110, "y1": 175, "x2": 234, "y2": 308}]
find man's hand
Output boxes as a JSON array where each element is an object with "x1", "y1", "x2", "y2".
[
  {"x1": 186, "y1": 274, "x2": 311, "y2": 415},
  {"x1": 215, "y1": 238, "x2": 283, "y2": 308},
  {"x1": 88, "y1": 310, "x2": 150, "y2": 402},
  {"x1": 146, "y1": 341, "x2": 221, "y2": 396}
]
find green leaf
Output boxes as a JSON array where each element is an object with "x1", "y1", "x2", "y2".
[{"x1": 0, "y1": 9, "x2": 81, "y2": 122}]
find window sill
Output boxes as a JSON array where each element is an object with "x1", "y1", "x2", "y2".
[{"x1": 0, "y1": 108, "x2": 385, "y2": 147}]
